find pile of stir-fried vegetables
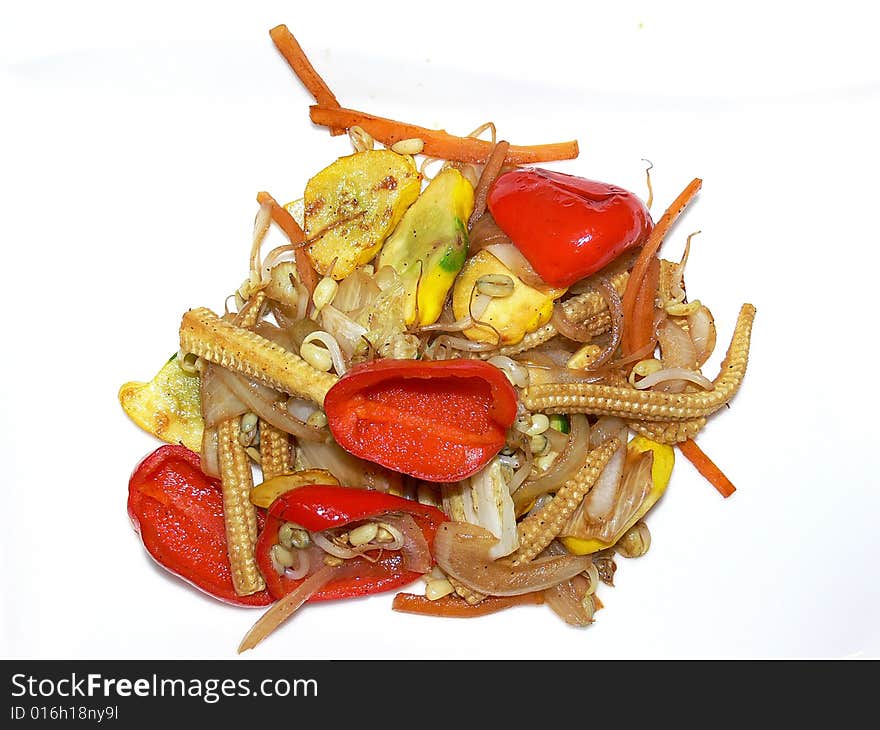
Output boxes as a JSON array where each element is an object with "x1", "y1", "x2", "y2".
[{"x1": 119, "y1": 25, "x2": 755, "y2": 652}]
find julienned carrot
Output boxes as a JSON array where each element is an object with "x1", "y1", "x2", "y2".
[
  {"x1": 255, "y1": 191, "x2": 320, "y2": 296},
  {"x1": 621, "y1": 178, "x2": 702, "y2": 356},
  {"x1": 678, "y1": 438, "x2": 737, "y2": 498},
  {"x1": 391, "y1": 591, "x2": 545, "y2": 618},
  {"x1": 309, "y1": 105, "x2": 580, "y2": 165},
  {"x1": 268, "y1": 24, "x2": 344, "y2": 135},
  {"x1": 621, "y1": 255, "x2": 660, "y2": 357}
]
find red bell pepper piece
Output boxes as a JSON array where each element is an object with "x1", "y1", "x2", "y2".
[
  {"x1": 256, "y1": 485, "x2": 448, "y2": 601},
  {"x1": 128, "y1": 444, "x2": 272, "y2": 607},
  {"x1": 323, "y1": 359, "x2": 518, "y2": 481},
  {"x1": 487, "y1": 168, "x2": 653, "y2": 288}
]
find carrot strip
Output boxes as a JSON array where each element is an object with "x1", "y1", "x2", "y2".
[
  {"x1": 269, "y1": 25, "x2": 344, "y2": 135},
  {"x1": 621, "y1": 178, "x2": 702, "y2": 355},
  {"x1": 678, "y1": 439, "x2": 737, "y2": 498},
  {"x1": 621, "y1": 255, "x2": 660, "y2": 357},
  {"x1": 391, "y1": 591, "x2": 545, "y2": 618},
  {"x1": 255, "y1": 191, "x2": 320, "y2": 296},
  {"x1": 309, "y1": 105, "x2": 579, "y2": 165}
]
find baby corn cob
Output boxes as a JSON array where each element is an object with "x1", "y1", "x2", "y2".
[
  {"x1": 180, "y1": 307, "x2": 338, "y2": 405},
  {"x1": 233, "y1": 290, "x2": 266, "y2": 329},
  {"x1": 628, "y1": 417, "x2": 706, "y2": 444},
  {"x1": 512, "y1": 437, "x2": 620, "y2": 564},
  {"x1": 521, "y1": 303, "x2": 755, "y2": 421},
  {"x1": 218, "y1": 419, "x2": 265, "y2": 595},
  {"x1": 259, "y1": 420, "x2": 293, "y2": 479}
]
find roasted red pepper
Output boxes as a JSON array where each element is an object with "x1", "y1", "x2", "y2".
[
  {"x1": 323, "y1": 359, "x2": 518, "y2": 481},
  {"x1": 128, "y1": 445, "x2": 272, "y2": 606},
  {"x1": 256, "y1": 485, "x2": 447, "y2": 601},
  {"x1": 487, "y1": 168, "x2": 653, "y2": 288}
]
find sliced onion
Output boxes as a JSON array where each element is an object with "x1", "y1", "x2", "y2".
[
  {"x1": 428, "y1": 335, "x2": 498, "y2": 353},
  {"x1": 589, "y1": 416, "x2": 627, "y2": 448},
  {"x1": 513, "y1": 414, "x2": 590, "y2": 513},
  {"x1": 544, "y1": 426, "x2": 570, "y2": 452},
  {"x1": 487, "y1": 355, "x2": 530, "y2": 388},
  {"x1": 572, "y1": 451, "x2": 654, "y2": 543},
  {"x1": 468, "y1": 213, "x2": 512, "y2": 254},
  {"x1": 484, "y1": 243, "x2": 549, "y2": 290},
  {"x1": 211, "y1": 367, "x2": 327, "y2": 442},
  {"x1": 297, "y1": 438, "x2": 396, "y2": 491},
  {"x1": 199, "y1": 364, "x2": 248, "y2": 428},
  {"x1": 434, "y1": 522, "x2": 591, "y2": 596},
  {"x1": 238, "y1": 564, "x2": 342, "y2": 652},
  {"x1": 380, "y1": 513, "x2": 432, "y2": 573},
  {"x1": 200, "y1": 426, "x2": 220, "y2": 478},
  {"x1": 253, "y1": 320, "x2": 296, "y2": 351},
  {"x1": 658, "y1": 318, "x2": 697, "y2": 369},
  {"x1": 517, "y1": 361, "x2": 607, "y2": 385},
  {"x1": 633, "y1": 367, "x2": 714, "y2": 391},
  {"x1": 583, "y1": 432, "x2": 627, "y2": 520},
  {"x1": 543, "y1": 572, "x2": 596, "y2": 626},
  {"x1": 587, "y1": 277, "x2": 624, "y2": 370},
  {"x1": 506, "y1": 454, "x2": 534, "y2": 494},
  {"x1": 688, "y1": 304, "x2": 717, "y2": 367}
]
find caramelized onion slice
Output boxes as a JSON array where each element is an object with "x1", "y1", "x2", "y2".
[
  {"x1": 434, "y1": 522, "x2": 591, "y2": 596},
  {"x1": 238, "y1": 564, "x2": 342, "y2": 653},
  {"x1": 513, "y1": 414, "x2": 590, "y2": 512},
  {"x1": 543, "y1": 573, "x2": 595, "y2": 627},
  {"x1": 380, "y1": 513, "x2": 432, "y2": 573},
  {"x1": 199, "y1": 364, "x2": 248, "y2": 428},
  {"x1": 212, "y1": 367, "x2": 327, "y2": 442}
]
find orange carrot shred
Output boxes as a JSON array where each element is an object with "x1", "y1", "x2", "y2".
[
  {"x1": 255, "y1": 191, "x2": 320, "y2": 296},
  {"x1": 391, "y1": 591, "x2": 545, "y2": 618},
  {"x1": 621, "y1": 254, "x2": 660, "y2": 358},
  {"x1": 268, "y1": 24, "x2": 345, "y2": 135},
  {"x1": 678, "y1": 439, "x2": 737, "y2": 498},
  {"x1": 309, "y1": 105, "x2": 579, "y2": 165},
  {"x1": 621, "y1": 178, "x2": 702, "y2": 356}
]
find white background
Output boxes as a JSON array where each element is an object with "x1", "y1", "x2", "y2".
[{"x1": 2, "y1": 0, "x2": 878, "y2": 659}]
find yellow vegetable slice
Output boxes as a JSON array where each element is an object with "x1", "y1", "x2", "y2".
[
  {"x1": 118, "y1": 354, "x2": 204, "y2": 452},
  {"x1": 561, "y1": 436, "x2": 673, "y2": 555},
  {"x1": 303, "y1": 150, "x2": 421, "y2": 279},
  {"x1": 452, "y1": 250, "x2": 564, "y2": 345},
  {"x1": 377, "y1": 167, "x2": 474, "y2": 326},
  {"x1": 249, "y1": 469, "x2": 340, "y2": 509}
]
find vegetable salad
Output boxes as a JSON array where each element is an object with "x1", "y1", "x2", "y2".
[{"x1": 119, "y1": 24, "x2": 755, "y2": 651}]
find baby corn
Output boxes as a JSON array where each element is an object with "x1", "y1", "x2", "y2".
[
  {"x1": 259, "y1": 420, "x2": 294, "y2": 479},
  {"x1": 218, "y1": 419, "x2": 265, "y2": 596},
  {"x1": 512, "y1": 437, "x2": 620, "y2": 564},
  {"x1": 628, "y1": 417, "x2": 707, "y2": 444},
  {"x1": 521, "y1": 303, "x2": 755, "y2": 421},
  {"x1": 180, "y1": 307, "x2": 338, "y2": 405}
]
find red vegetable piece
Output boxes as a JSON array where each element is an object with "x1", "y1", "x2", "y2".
[
  {"x1": 256, "y1": 485, "x2": 448, "y2": 601},
  {"x1": 128, "y1": 444, "x2": 272, "y2": 607},
  {"x1": 323, "y1": 359, "x2": 518, "y2": 481},
  {"x1": 487, "y1": 168, "x2": 653, "y2": 288}
]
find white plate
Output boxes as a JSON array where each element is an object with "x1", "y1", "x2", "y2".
[{"x1": 2, "y1": 0, "x2": 879, "y2": 659}]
